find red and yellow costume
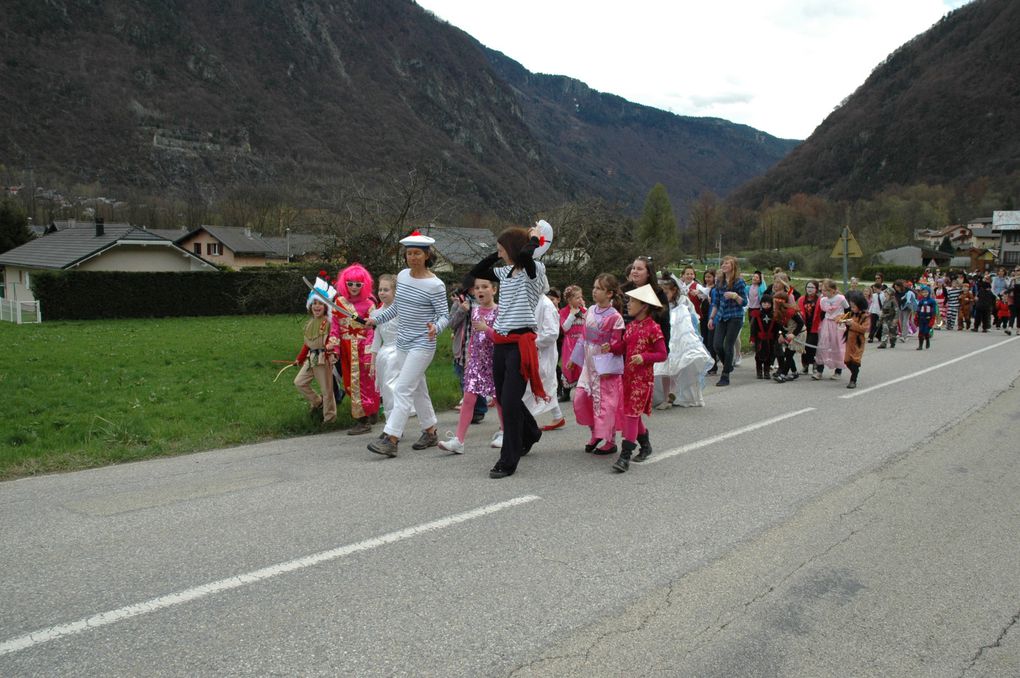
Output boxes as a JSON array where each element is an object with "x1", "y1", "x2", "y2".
[{"x1": 329, "y1": 264, "x2": 380, "y2": 421}]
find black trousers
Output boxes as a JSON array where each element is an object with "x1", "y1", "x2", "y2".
[
  {"x1": 868, "y1": 312, "x2": 882, "y2": 340},
  {"x1": 493, "y1": 339, "x2": 541, "y2": 473},
  {"x1": 847, "y1": 361, "x2": 860, "y2": 383}
]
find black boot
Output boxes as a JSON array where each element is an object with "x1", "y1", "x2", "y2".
[
  {"x1": 613, "y1": 441, "x2": 636, "y2": 473},
  {"x1": 755, "y1": 363, "x2": 763, "y2": 379},
  {"x1": 633, "y1": 432, "x2": 653, "y2": 462}
]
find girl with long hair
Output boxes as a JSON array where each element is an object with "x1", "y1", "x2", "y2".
[{"x1": 707, "y1": 256, "x2": 747, "y2": 386}]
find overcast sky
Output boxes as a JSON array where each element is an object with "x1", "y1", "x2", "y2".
[{"x1": 415, "y1": 0, "x2": 973, "y2": 140}]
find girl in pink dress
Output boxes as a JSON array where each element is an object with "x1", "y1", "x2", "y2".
[
  {"x1": 329, "y1": 264, "x2": 380, "y2": 435},
  {"x1": 812, "y1": 278, "x2": 849, "y2": 380},
  {"x1": 612, "y1": 285, "x2": 668, "y2": 473},
  {"x1": 438, "y1": 279, "x2": 502, "y2": 454},
  {"x1": 558, "y1": 285, "x2": 587, "y2": 399},
  {"x1": 572, "y1": 274, "x2": 625, "y2": 456}
]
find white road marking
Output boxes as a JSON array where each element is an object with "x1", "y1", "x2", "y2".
[
  {"x1": 0, "y1": 495, "x2": 541, "y2": 657},
  {"x1": 644, "y1": 408, "x2": 816, "y2": 464},
  {"x1": 840, "y1": 336, "x2": 1019, "y2": 399}
]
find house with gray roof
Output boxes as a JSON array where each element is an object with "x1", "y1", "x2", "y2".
[
  {"x1": 176, "y1": 225, "x2": 287, "y2": 268},
  {"x1": 0, "y1": 220, "x2": 215, "y2": 302},
  {"x1": 425, "y1": 225, "x2": 497, "y2": 272},
  {"x1": 992, "y1": 211, "x2": 1020, "y2": 267}
]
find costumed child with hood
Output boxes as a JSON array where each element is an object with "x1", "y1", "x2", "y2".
[
  {"x1": 294, "y1": 276, "x2": 338, "y2": 424},
  {"x1": 328, "y1": 263, "x2": 380, "y2": 435}
]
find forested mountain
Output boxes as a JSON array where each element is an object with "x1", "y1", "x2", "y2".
[
  {"x1": 730, "y1": 0, "x2": 1020, "y2": 209},
  {"x1": 0, "y1": 0, "x2": 796, "y2": 221}
]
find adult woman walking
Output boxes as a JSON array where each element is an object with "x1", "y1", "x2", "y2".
[
  {"x1": 707, "y1": 256, "x2": 747, "y2": 386},
  {"x1": 470, "y1": 226, "x2": 548, "y2": 479},
  {"x1": 365, "y1": 232, "x2": 449, "y2": 458}
]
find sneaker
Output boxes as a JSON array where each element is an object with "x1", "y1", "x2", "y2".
[
  {"x1": 715, "y1": 375, "x2": 730, "y2": 386},
  {"x1": 368, "y1": 437, "x2": 398, "y2": 457},
  {"x1": 811, "y1": 372, "x2": 822, "y2": 381},
  {"x1": 706, "y1": 366, "x2": 718, "y2": 376},
  {"x1": 438, "y1": 433, "x2": 465, "y2": 454},
  {"x1": 655, "y1": 400, "x2": 672, "y2": 411},
  {"x1": 773, "y1": 374, "x2": 787, "y2": 383},
  {"x1": 470, "y1": 412, "x2": 485, "y2": 425},
  {"x1": 593, "y1": 443, "x2": 617, "y2": 456},
  {"x1": 829, "y1": 373, "x2": 839, "y2": 380},
  {"x1": 787, "y1": 372, "x2": 799, "y2": 381},
  {"x1": 846, "y1": 381, "x2": 857, "y2": 389},
  {"x1": 541, "y1": 418, "x2": 566, "y2": 431},
  {"x1": 489, "y1": 431, "x2": 503, "y2": 449},
  {"x1": 411, "y1": 430, "x2": 439, "y2": 450}
]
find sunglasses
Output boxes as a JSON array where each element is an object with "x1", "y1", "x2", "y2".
[{"x1": 346, "y1": 281, "x2": 364, "y2": 287}]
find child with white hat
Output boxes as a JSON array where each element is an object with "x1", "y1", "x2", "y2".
[{"x1": 612, "y1": 284, "x2": 668, "y2": 473}]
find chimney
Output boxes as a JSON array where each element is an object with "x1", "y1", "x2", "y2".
[{"x1": 95, "y1": 216, "x2": 105, "y2": 237}]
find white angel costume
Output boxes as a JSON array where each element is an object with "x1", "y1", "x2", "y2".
[
  {"x1": 654, "y1": 287, "x2": 713, "y2": 407},
  {"x1": 369, "y1": 304, "x2": 401, "y2": 415},
  {"x1": 525, "y1": 293, "x2": 564, "y2": 421}
]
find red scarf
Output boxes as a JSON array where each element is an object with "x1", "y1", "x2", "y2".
[{"x1": 490, "y1": 332, "x2": 549, "y2": 401}]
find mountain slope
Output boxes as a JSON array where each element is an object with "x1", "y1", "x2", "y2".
[
  {"x1": 729, "y1": 0, "x2": 1020, "y2": 208},
  {"x1": 1, "y1": 0, "x2": 796, "y2": 217}
]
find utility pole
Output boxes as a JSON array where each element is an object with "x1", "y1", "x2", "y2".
[{"x1": 285, "y1": 227, "x2": 291, "y2": 263}]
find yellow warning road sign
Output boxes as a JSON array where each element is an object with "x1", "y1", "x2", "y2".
[{"x1": 830, "y1": 227, "x2": 863, "y2": 258}]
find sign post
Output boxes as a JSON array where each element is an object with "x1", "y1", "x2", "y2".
[{"x1": 830, "y1": 226, "x2": 863, "y2": 288}]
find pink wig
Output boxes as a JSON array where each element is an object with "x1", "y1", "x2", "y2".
[{"x1": 337, "y1": 263, "x2": 375, "y2": 304}]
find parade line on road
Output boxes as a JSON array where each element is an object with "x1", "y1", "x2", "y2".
[
  {"x1": 839, "y1": 335, "x2": 1020, "y2": 400},
  {"x1": 645, "y1": 408, "x2": 817, "y2": 465},
  {"x1": 0, "y1": 495, "x2": 541, "y2": 657}
]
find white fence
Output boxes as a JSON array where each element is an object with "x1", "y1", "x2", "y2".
[{"x1": 0, "y1": 299, "x2": 42, "y2": 324}]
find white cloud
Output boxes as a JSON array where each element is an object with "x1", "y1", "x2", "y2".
[{"x1": 416, "y1": 0, "x2": 975, "y2": 139}]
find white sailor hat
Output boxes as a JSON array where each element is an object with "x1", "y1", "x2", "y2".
[
  {"x1": 625, "y1": 284, "x2": 663, "y2": 308},
  {"x1": 399, "y1": 230, "x2": 435, "y2": 248},
  {"x1": 306, "y1": 274, "x2": 338, "y2": 314}
]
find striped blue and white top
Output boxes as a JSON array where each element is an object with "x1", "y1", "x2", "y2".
[
  {"x1": 373, "y1": 269, "x2": 449, "y2": 351},
  {"x1": 492, "y1": 260, "x2": 546, "y2": 335}
]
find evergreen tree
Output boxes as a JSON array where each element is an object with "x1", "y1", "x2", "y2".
[
  {"x1": 637, "y1": 183, "x2": 678, "y2": 253},
  {"x1": 0, "y1": 199, "x2": 33, "y2": 254},
  {"x1": 938, "y1": 235, "x2": 956, "y2": 254}
]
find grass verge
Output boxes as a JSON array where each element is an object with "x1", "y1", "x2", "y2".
[{"x1": 0, "y1": 315, "x2": 461, "y2": 480}]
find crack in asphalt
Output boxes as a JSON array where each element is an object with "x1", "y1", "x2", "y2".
[{"x1": 958, "y1": 607, "x2": 1020, "y2": 677}]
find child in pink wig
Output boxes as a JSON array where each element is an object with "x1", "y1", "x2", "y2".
[{"x1": 328, "y1": 263, "x2": 381, "y2": 435}]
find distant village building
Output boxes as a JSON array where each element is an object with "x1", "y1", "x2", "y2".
[
  {"x1": 426, "y1": 226, "x2": 497, "y2": 273},
  {"x1": 175, "y1": 226, "x2": 283, "y2": 268},
  {"x1": 874, "y1": 245, "x2": 951, "y2": 268},
  {"x1": 992, "y1": 211, "x2": 1020, "y2": 267},
  {"x1": 0, "y1": 220, "x2": 214, "y2": 302}
]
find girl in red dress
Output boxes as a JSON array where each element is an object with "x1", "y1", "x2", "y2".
[
  {"x1": 329, "y1": 263, "x2": 380, "y2": 435},
  {"x1": 612, "y1": 284, "x2": 668, "y2": 473}
]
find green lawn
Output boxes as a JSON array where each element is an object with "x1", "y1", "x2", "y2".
[{"x1": 0, "y1": 316, "x2": 461, "y2": 480}]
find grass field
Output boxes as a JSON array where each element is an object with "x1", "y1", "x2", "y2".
[{"x1": 0, "y1": 316, "x2": 462, "y2": 480}]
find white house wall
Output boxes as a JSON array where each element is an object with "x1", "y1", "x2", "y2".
[{"x1": 77, "y1": 246, "x2": 200, "y2": 272}]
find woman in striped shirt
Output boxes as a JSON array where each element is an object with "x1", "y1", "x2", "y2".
[
  {"x1": 365, "y1": 232, "x2": 449, "y2": 458},
  {"x1": 469, "y1": 226, "x2": 548, "y2": 479}
]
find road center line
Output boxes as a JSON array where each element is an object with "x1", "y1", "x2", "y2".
[
  {"x1": 0, "y1": 494, "x2": 541, "y2": 657},
  {"x1": 840, "y1": 336, "x2": 1019, "y2": 399},
  {"x1": 645, "y1": 408, "x2": 816, "y2": 464}
]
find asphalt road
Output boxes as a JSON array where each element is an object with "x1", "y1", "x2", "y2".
[{"x1": 1, "y1": 329, "x2": 1018, "y2": 677}]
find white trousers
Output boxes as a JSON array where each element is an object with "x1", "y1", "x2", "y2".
[{"x1": 383, "y1": 347, "x2": 437, "y2": 437}]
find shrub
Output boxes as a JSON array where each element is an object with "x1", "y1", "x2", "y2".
[
  {"x1": 858, "y1": 265, "x2": 926, "y2": 282},
  {"x1": 30, "y1": 270, "x2": 321, "y2": 320}
]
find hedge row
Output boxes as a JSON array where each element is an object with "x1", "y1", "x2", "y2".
[
  {"x1": 858, "y1": 265, "x2": 928, "y2": 282},
  {"x1": 31, "y1": 270, "x2": 322, "y2": 320}
]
